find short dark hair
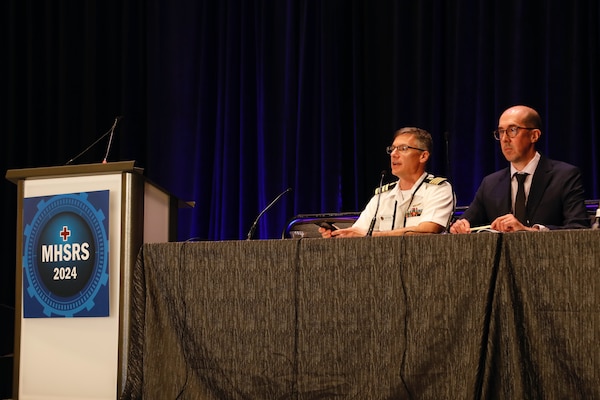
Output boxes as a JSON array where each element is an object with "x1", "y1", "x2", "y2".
[{"x1": 393, "y1": 127, "x2": 433, "y2": 152}]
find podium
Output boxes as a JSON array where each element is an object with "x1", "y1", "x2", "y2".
[{"x1": 5, "y1": 161, "x2": 183, "y2": 400}]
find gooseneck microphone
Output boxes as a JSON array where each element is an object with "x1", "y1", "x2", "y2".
[
  {"x1": 366, "y1": 170, "x2": 386, "y2": 237},
  {"x1": 443, "y1": 131, "x2": 457, "y2": 233},
  {"x1": 65, "y1": 116, "x2": 123, "y2": 165},
  {"x1": 246, "y1": 187, "x2": 293, "y2": 240},
  {"x1": 102, "y1": 116, "x2": 123, "y2": 164}
]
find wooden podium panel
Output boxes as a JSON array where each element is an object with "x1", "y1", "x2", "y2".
[{"x1": 6, "y1": 161, "x2": 179, "y2": 400}]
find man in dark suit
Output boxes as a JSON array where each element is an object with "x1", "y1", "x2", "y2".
[{"x1": 451, "y1": 105, "x2": 590, "y2": 233}]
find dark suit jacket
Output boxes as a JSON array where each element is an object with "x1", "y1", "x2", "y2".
[{"x1": 461, "y1": 156, "x2": 590, "y2": 230}]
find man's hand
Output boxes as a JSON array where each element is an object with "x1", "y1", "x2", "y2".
[
  {"x1": 450, "y1": 218, "x2": 471, "y2": 234},
  {"x1": 318, "y1": 226, "x2": 368, "y2": 238},
  {"x1": 318, "y1": 226, "x2": 333, "y2": 238},
  {"x1": 491, "y1": 214, "x2": 537, "y2": 232}
]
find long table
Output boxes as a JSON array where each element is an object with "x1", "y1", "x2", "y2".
[{"x1": 120, "y1": 230, "x2": 600, "y2": 399}]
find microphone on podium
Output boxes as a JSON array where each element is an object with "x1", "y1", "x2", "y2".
[
  {"x1": 246, "y1": 187, "x2": 293, "y2": 240},
  {"x1": 65, "y1": 116, "x2": 123, "y2": 165},
  {"x1": 102, "y1": 116, "x2": 123, "y2": 164},
  {"x1": 366, "y1": 170, "x2": 386, "y2": 237}
]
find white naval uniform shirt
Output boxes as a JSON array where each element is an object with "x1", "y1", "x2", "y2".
[{"x1": 353, "y1": 172, "x2": 454, "y2": 232}]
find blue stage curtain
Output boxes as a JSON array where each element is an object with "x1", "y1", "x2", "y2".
[{"x1": 2, "y1": 0, "x2": 599, "y2": 244}]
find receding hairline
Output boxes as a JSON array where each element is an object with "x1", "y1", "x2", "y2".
[{"x1": 502, "y1": 105, "x2": 542, "y2": 130}]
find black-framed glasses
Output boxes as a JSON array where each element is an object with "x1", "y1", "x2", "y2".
[
  {"x1": 386, "y1": 144, "x2": 426, "y2": 154},
  {"x1": 493, "y1": 125, "x2": 536, "y2": 140}
]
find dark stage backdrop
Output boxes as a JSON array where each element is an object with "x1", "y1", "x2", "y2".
[{"x1": 1, "y1": 0, "x2": 599, "y2": 394}]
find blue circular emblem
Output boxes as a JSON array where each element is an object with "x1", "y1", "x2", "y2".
[{"x1": 23, "y1": 192, "x2": 109, "y2": 317}]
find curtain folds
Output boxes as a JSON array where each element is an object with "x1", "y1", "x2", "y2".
[{"x1": 3, "y1": 1, "x2": 599, "y2": 243}]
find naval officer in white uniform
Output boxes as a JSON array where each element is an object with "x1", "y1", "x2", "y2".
[{"x1": 320, "y1": 127, "x2": 454, "y2": 238}]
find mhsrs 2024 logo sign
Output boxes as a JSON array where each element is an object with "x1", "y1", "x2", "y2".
[{"x1": 22, "y1": 191, "x2": 110, "y2": 318}]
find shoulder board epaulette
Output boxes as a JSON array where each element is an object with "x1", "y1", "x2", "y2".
[
  {"x1": 424, "y1": 176, "x2": 448, "y2": 185},
  {"x1": 375, "y1": 181, "x2": 397, "y2": 195}
]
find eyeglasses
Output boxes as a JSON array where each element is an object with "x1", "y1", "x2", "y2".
[
  {"x1": 386, "y1": 144, "x2": 426, "y2": 154},
  {"x1": 493, "y1": 126, "x2": 536, "y2": 140}
]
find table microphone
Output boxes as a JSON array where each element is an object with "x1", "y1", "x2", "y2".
[
  {"x1": 246, "y1": 187, "x2": 292, "y2": 240},
  {"x1": 443, "y1": 130, "x2": 456, "y2": 233},
  {"x1": 443, "y1": 184, "x2": 457, "y2": 233},
  {"x1": 366, "y1": 170, "x2": 386, "y2": 237}
]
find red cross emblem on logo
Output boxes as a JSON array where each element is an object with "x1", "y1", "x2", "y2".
[{"x1": 60, "y1": 226, "x2": 71, "y2": 241}]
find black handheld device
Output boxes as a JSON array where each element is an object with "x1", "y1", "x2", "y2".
[{"x1": 316, "y1": 221, "x2": 339, "y2": 231}]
